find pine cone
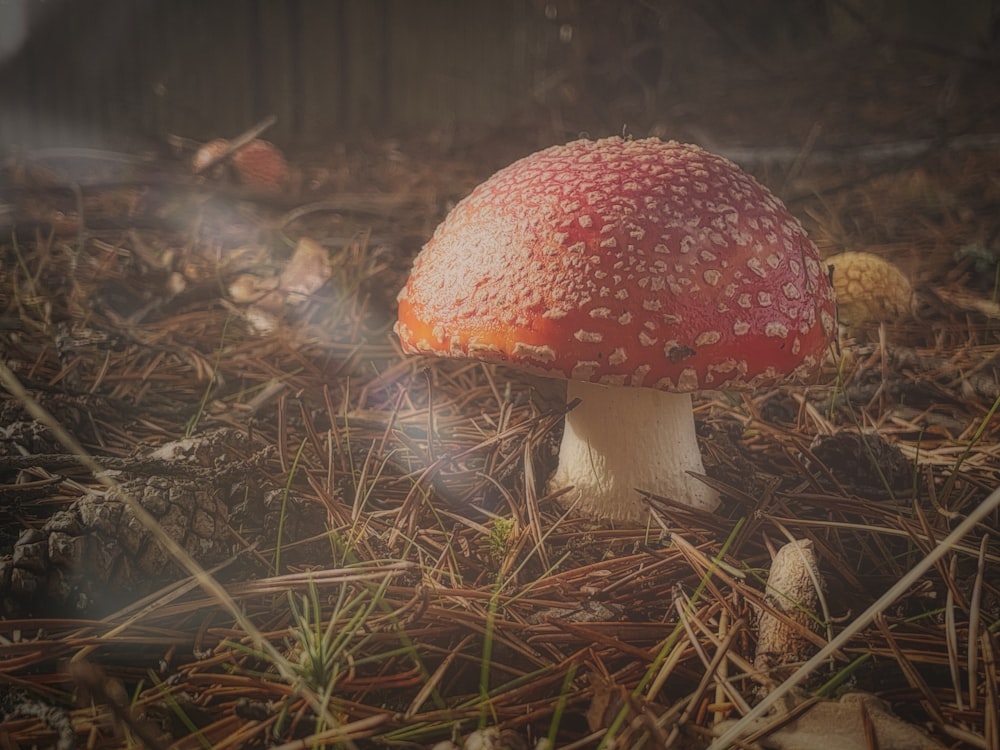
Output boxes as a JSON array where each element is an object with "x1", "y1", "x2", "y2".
[{"x1": 4, "y1": 475, "x2": 232, "y2": 615}]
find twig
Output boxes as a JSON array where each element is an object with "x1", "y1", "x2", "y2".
[
  {"x1": 0, "y1": 359, "x2": 359, "y2": 750},
  {"x1": 710, "y1": 482, "x2": 1000, "y2": 749}
]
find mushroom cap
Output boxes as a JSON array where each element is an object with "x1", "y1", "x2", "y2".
[
  {"x1": 230, "y1": 140, "x2": 290, "y2": 192},
  {"x1": 396, "y1": 137, "x2": 836, "y2": 391},
  {"x1": 192, "y1": 138, "x2": 290, "y2": 192},
  {"x1": 825, "y1": 251, "x2": 912, "y2": 326}
]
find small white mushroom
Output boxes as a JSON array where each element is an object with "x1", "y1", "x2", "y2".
[
  {"x1": 229, "y1": 237, "x2": 330, "y2": 333},
  {"x1": 754, "y1": 539, "x2": 824, "y2": 681},
  {"x1": 462, "y1": 727, "x2": 528, "y2": 750},
  {"x1": 192, "y1": 137, "x2": 290, "y2": 192}
]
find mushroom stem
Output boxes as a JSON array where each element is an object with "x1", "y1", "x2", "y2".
[{"x1": 550, "y1": 380, "x2": 720, "y2": 522}]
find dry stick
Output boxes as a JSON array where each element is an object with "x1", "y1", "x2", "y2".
[
  {"x1": 405, "y1": 633, "x2": 475, "y2": 719},
  {"x1": 968, "y1": 533, "x2": 989, "y2": 712},
  {"x1": 714, "y1": 609, "x2": 732, "y2": 724},
  {"x1": 663, "y1": 619, "x2": 745, "y2": 748},
  {"x1": 522, "y1": 440, "x2": 551, "y2": 572},
  {"x1": 0, "y1": 360, "x2": 358, "y2": 749},
  {"x1": 672, "y1": 589, "x2": 752, "y2": 717},
  {"x1": 192, "y1": 114, "x2": 278, "y2": 173},
  {"x1": 872, "y1": 613, "x2": 945, "y2": 725},
  {"x1": 228, "y1": 115, "x2": 278, "y2": 151},
  {"x1": 68, "y1": 661, "x2": 167, "y2": 750},
  {"x1": 981, "y1": 632, "x2": 998, "y2": 750},
  {"x1": 267, "y1": 713, "x2": 389, "y2": 750},
  {"x1": 70, "y1": 552, "x2": 245, "y2": 656},
  {"x1": 945, "y1": 558, "x2": 964, "y2": 712},
  {"x1": 709, "y1": 482, "x2": 1000, "y2": 750}
]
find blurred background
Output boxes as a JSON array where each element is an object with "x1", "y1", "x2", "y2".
[{"x1": 1, "y1": 0, "x2": 997, "y2": 153}]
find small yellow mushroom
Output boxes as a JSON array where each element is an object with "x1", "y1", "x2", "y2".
[{"x1": 826, "y1": 251, "x2": 913, "y2": 327}]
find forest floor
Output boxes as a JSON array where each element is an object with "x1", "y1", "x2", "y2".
[{"x1": 1, "y1": 30, "x2": 999, "y2": 750}]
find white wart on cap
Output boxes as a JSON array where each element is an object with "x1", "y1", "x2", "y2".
[{"x1": 396, "y1": 137, "x2": 836, "y2": 521}]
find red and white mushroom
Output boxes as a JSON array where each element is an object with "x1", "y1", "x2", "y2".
[
  {"x1": 396, "y1": 137, "x2": 836, "y2": 522},
  {"x1": 230, "y1": 139, "x2": 290, "y2": 193},
  {"x1": 192, "y1": 138, "x2": 290, "y2": 193}
]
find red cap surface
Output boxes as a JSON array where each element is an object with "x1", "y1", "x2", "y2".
[
  {"x1": 231, "y1": 140, "x2": 290, "y2": 192},
  {"x1": 396, "y1": 137, "x2": 836, "y2": 391}
]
